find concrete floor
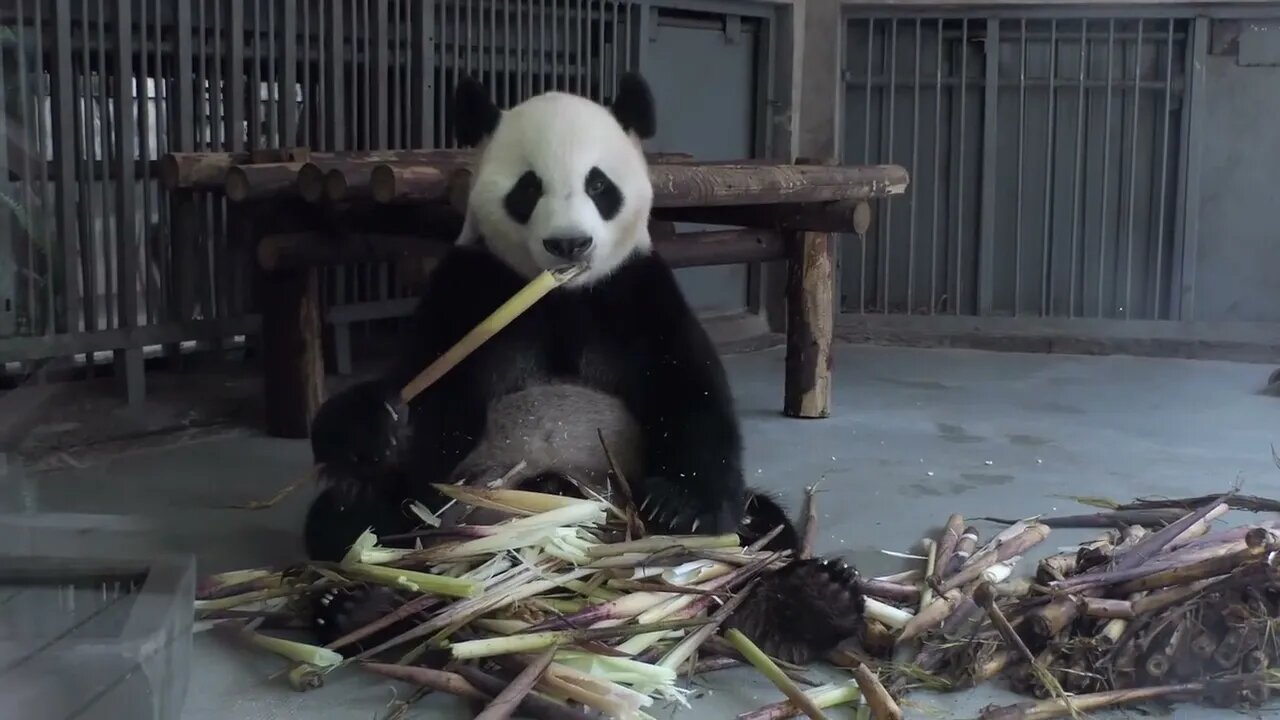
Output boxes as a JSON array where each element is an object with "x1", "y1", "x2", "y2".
[{"x1": 11, "y1": 343, "x2": 1280, "y2": 719}]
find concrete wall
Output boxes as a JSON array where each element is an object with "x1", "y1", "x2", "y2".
[{"x1": 1193, "y1": 36, "x2": 1280, "y2": 323}]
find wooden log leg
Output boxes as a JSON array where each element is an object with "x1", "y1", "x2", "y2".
[
  {"x1": 783, "y1": 231, "x2": 834, "y2": 419},
  {"x1": 260, "y1": 266, "x2": 325, "y2": 439}
]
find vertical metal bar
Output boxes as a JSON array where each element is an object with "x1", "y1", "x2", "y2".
[
  {"x1": 49, "y1": 0, "x2": 79, "y2": 335},
  {"x1": 560, "y1": 0, "x2": 567, "y2": 90},
  {"x1": 77, "y1": 0, "x2": 96, "y2": 337},
  {"x1": 1014, "y1": 18, "x2": 1026, "y2": 317},
  {"x1": 954, "y1": 18, "x2": 967, "y2": 315},
  {"x1": 1067, "y1": 19, "x2": 1087, "y2": 318},
  {"x1": 137, "y1": 0, "x2": 154, "y2": 325},
  {"x1": 326, "y1": 0, "x2": 343, "y2": 149},
  {"x1": 541, "y1": 0, "x2": 547, "y2": 94},
  {"x1": 881, "y1": 19, "x2": 896, "y2": 314},
  {"x1": 624, "y1": 0, "x2": 632, "y2": 72},
  {"x1": 579, "y1": 0, "x2": 587, "y2": 96},
  {"x1": 0, "y1": 7, "x2": 14, "y2": 338},
  {"x1": 15, "y1": 0, "x2": 36, "y2": 332},
  {"x1": 466, "y1": 0, "x2": 474, "y2": 88},
  {"x1": 230, "y1": 0, "x2": 247, "y2": 151},
  {"x1": 97, "y1": 0, "x2": 116, "y2": 331},
  {"x1": 302, "y1": 0, "x2": 310, "y2": 147},
  {"x1": 361, "y1": 0, "x2": 370, "y2": 152},
  {"x1": 977, "y1": 18, "x2": 1000, "y2": 317},
  {"x1": 906, "y1": 19, "x2": 921, "y2": 314},
  {"x1": 156, "y1": 0, "x2": 170, "y2": 323},
  {"x1": 1097, "y1": 19, "x2": 1114, "y2": 318},
  {"x1": 505, "y1": 0, "x2": 513, "y2": 105},
  {"x1": 283, "y1": 0, "x2": 299, "y2": 146},
  {"x1": 197, "y1": 1, "x2": 207, "y2": 150},
  {"x1": 475, "y1": 0, "x2": 485, "y2": 85},
  {"x1": 597, "y1": 0, "x2": 605, "y2": 100},
  {"x1": 174, "y1": 0, "x2": 195, "y2": 330},
  {"x1": 362, "y1": 0, "x2": 372, "y2": 306},
  {"x1": 930, "y1": 17, "x2": 941, "y2": 314},
  {"x1": 1172, "y1": 17, "x2": 1205, "y2": 322},
  {"x1": 1123, "y1": 20, "x2": 1142, "y2": 319},
  {"x1": 217, "y1": 0, "x2": 235, "y2": 316},
  {"x1": 251, "y1": 0, "x2": 262, "y2": 149},
  {"x1": 197, "y1": 0, "x2": 208, "y2": 326},
  {"x1": 1152, "y1": 18, "x2": 1175, "y2": 320},
  {"x1": 514, "y1": 0, "x2": 524, "y2": 101},
  {"x1": 393, "y1": 0, "x2": 401, "y2": 146},
  {"x1": 375, "y1": 0, "x2": 389, "y2": 148},
  {"x1": 861, "y1": 18, "x2": 874, "y2": 314},
  {"x1": 488, "y1": 0, "x2": 497, "y2": 99},
  {"x1": 453, "y1": 0, "x2": 462, "y2": 133},
  {"x1": 35, "y1": 1, "x2": 56, "y2": 333},
  {"x1": 1040, "y1": 19, "x2": 1057, "y2": 317},
  {"x1": 413, "y1": 0, "x2": 432, "y2": 147},
  {"x1": 318, "y1": 0, "x2": 327, "y2": 147},
  {"x1": 611, "y1": 1, "x2": 619, "y2": 97},
  {"x1": 113, "y1": 0, "x2": 143, "y2": 404},
  {"x1": 269, "y1": 0, "x2": 279, "y2": 146}
]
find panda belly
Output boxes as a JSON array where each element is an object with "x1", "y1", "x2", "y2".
[{"x1": 447, "y1": 382, "x2": 643, "y2": 517}]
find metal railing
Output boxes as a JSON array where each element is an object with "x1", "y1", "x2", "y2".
[
  {"x1": 841, "y1": 10, "x2": 1199, "y2": 323},
  {"x1": 0, "y1": 0, "x2": 648, "y2": 375}
]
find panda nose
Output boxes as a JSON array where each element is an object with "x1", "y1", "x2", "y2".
[{"x1": 542, "y1": 235, "x2": 593, "y2": 260}]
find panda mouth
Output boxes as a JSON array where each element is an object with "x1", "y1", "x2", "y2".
[{"x1": 549, "y1": 263, "x2": 589, "y2": 283}]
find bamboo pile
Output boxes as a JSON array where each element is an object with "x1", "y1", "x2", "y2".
[
  {"x1": 196, "y1": 481, "x2": 874, "y2": 720},
  {"x1": 199, "y1": 479, "x2": 1280, "y2": 720},
  {"x1": 870, "y1": 491, "x2": 1280, "y2": 720}
]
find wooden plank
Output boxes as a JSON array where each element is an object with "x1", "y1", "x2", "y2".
[
  {"x1": 160, "y1": 150, "x2": 696, "y2": 191},
  {"x1": 783, "y1": 231, "x2": 835, "y2": 419},
  {"x1": 374, "y1": 162, "x2": 909, "y2": 208},
  {"x1": 652, "y1": 200, "x2": 874, "y2": 233},
  {"x1": 255, "y1": 228, "x2": 786, "y2": 271},
  {"x1": 224, "y1": 162, "x2": 309, "y2": 202}
]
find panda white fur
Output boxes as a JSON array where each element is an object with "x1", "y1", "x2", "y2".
[{"x1": 302, "y1": 74, "x2": 863, "y2": 663}]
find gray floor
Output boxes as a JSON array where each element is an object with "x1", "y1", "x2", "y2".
[{"x1": 12, "y1": 343, "x2": 1280, "y2": 719}]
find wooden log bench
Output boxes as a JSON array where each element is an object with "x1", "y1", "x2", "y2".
[{"x1": 160, "y1": 149, "x2": 908, "y2": 439}]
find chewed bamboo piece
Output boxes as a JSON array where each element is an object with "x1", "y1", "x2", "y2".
[{"x1": 400, "y1": 264, "x2": 585, "y2": 402}]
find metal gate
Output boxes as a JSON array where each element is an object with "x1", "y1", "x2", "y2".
[{"x1": 841, "y1": 10, "x2": 1199, "y2": 324}]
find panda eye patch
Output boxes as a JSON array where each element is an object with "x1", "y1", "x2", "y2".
[
  {"x1": 503, "y1": 170, "x2": 544, "y2": 225},
  {"x1": 585, "y1": 166, "x2": 623, "y2": 221}
]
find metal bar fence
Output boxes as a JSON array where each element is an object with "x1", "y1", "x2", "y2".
[
  {"x1": 0, "y1": 0, "x2": 639, "y2": 384},
  {"x1": 842, "y1": 12, "x2": 1191, "y2": 322}
]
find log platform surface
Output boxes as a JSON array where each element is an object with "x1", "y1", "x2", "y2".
[{"x1": 161, "y1": 149, "x2": 908, "y2": 438}]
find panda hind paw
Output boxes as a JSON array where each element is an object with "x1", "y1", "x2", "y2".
[{"x1": 723, "y1": 556, "x2": 866, "y2": 665}]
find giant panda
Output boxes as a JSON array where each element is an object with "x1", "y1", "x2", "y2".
[{"x1": 301, "y1": 73, "x2": 865, "y2": 666}]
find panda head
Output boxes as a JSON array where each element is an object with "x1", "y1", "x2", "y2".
[{"x1": 453, "y1": 73, "x2": 657, "y2": 288}]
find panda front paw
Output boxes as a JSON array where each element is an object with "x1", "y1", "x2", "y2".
[
  {"x1": 310, "y1": 380, "x2": 408, "y2": 486},
  {"x1": 637, "y1": 476, "x2": 739, "y2": 536},
  {"x1": 311, "y1": 584, "x2": 410, "y2": 652}
]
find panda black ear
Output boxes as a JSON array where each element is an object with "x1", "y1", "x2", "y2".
[
  {"x1": 454, "y1": 75, "x2": 501, "y2": 147},
  {"x1": 610, "y1": 72, "x2": 656, "y2": 140}
]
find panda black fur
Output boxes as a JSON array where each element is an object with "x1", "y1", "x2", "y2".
[{"x1": 302, "y1": 73, "x2": 863, "y2": 662}]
